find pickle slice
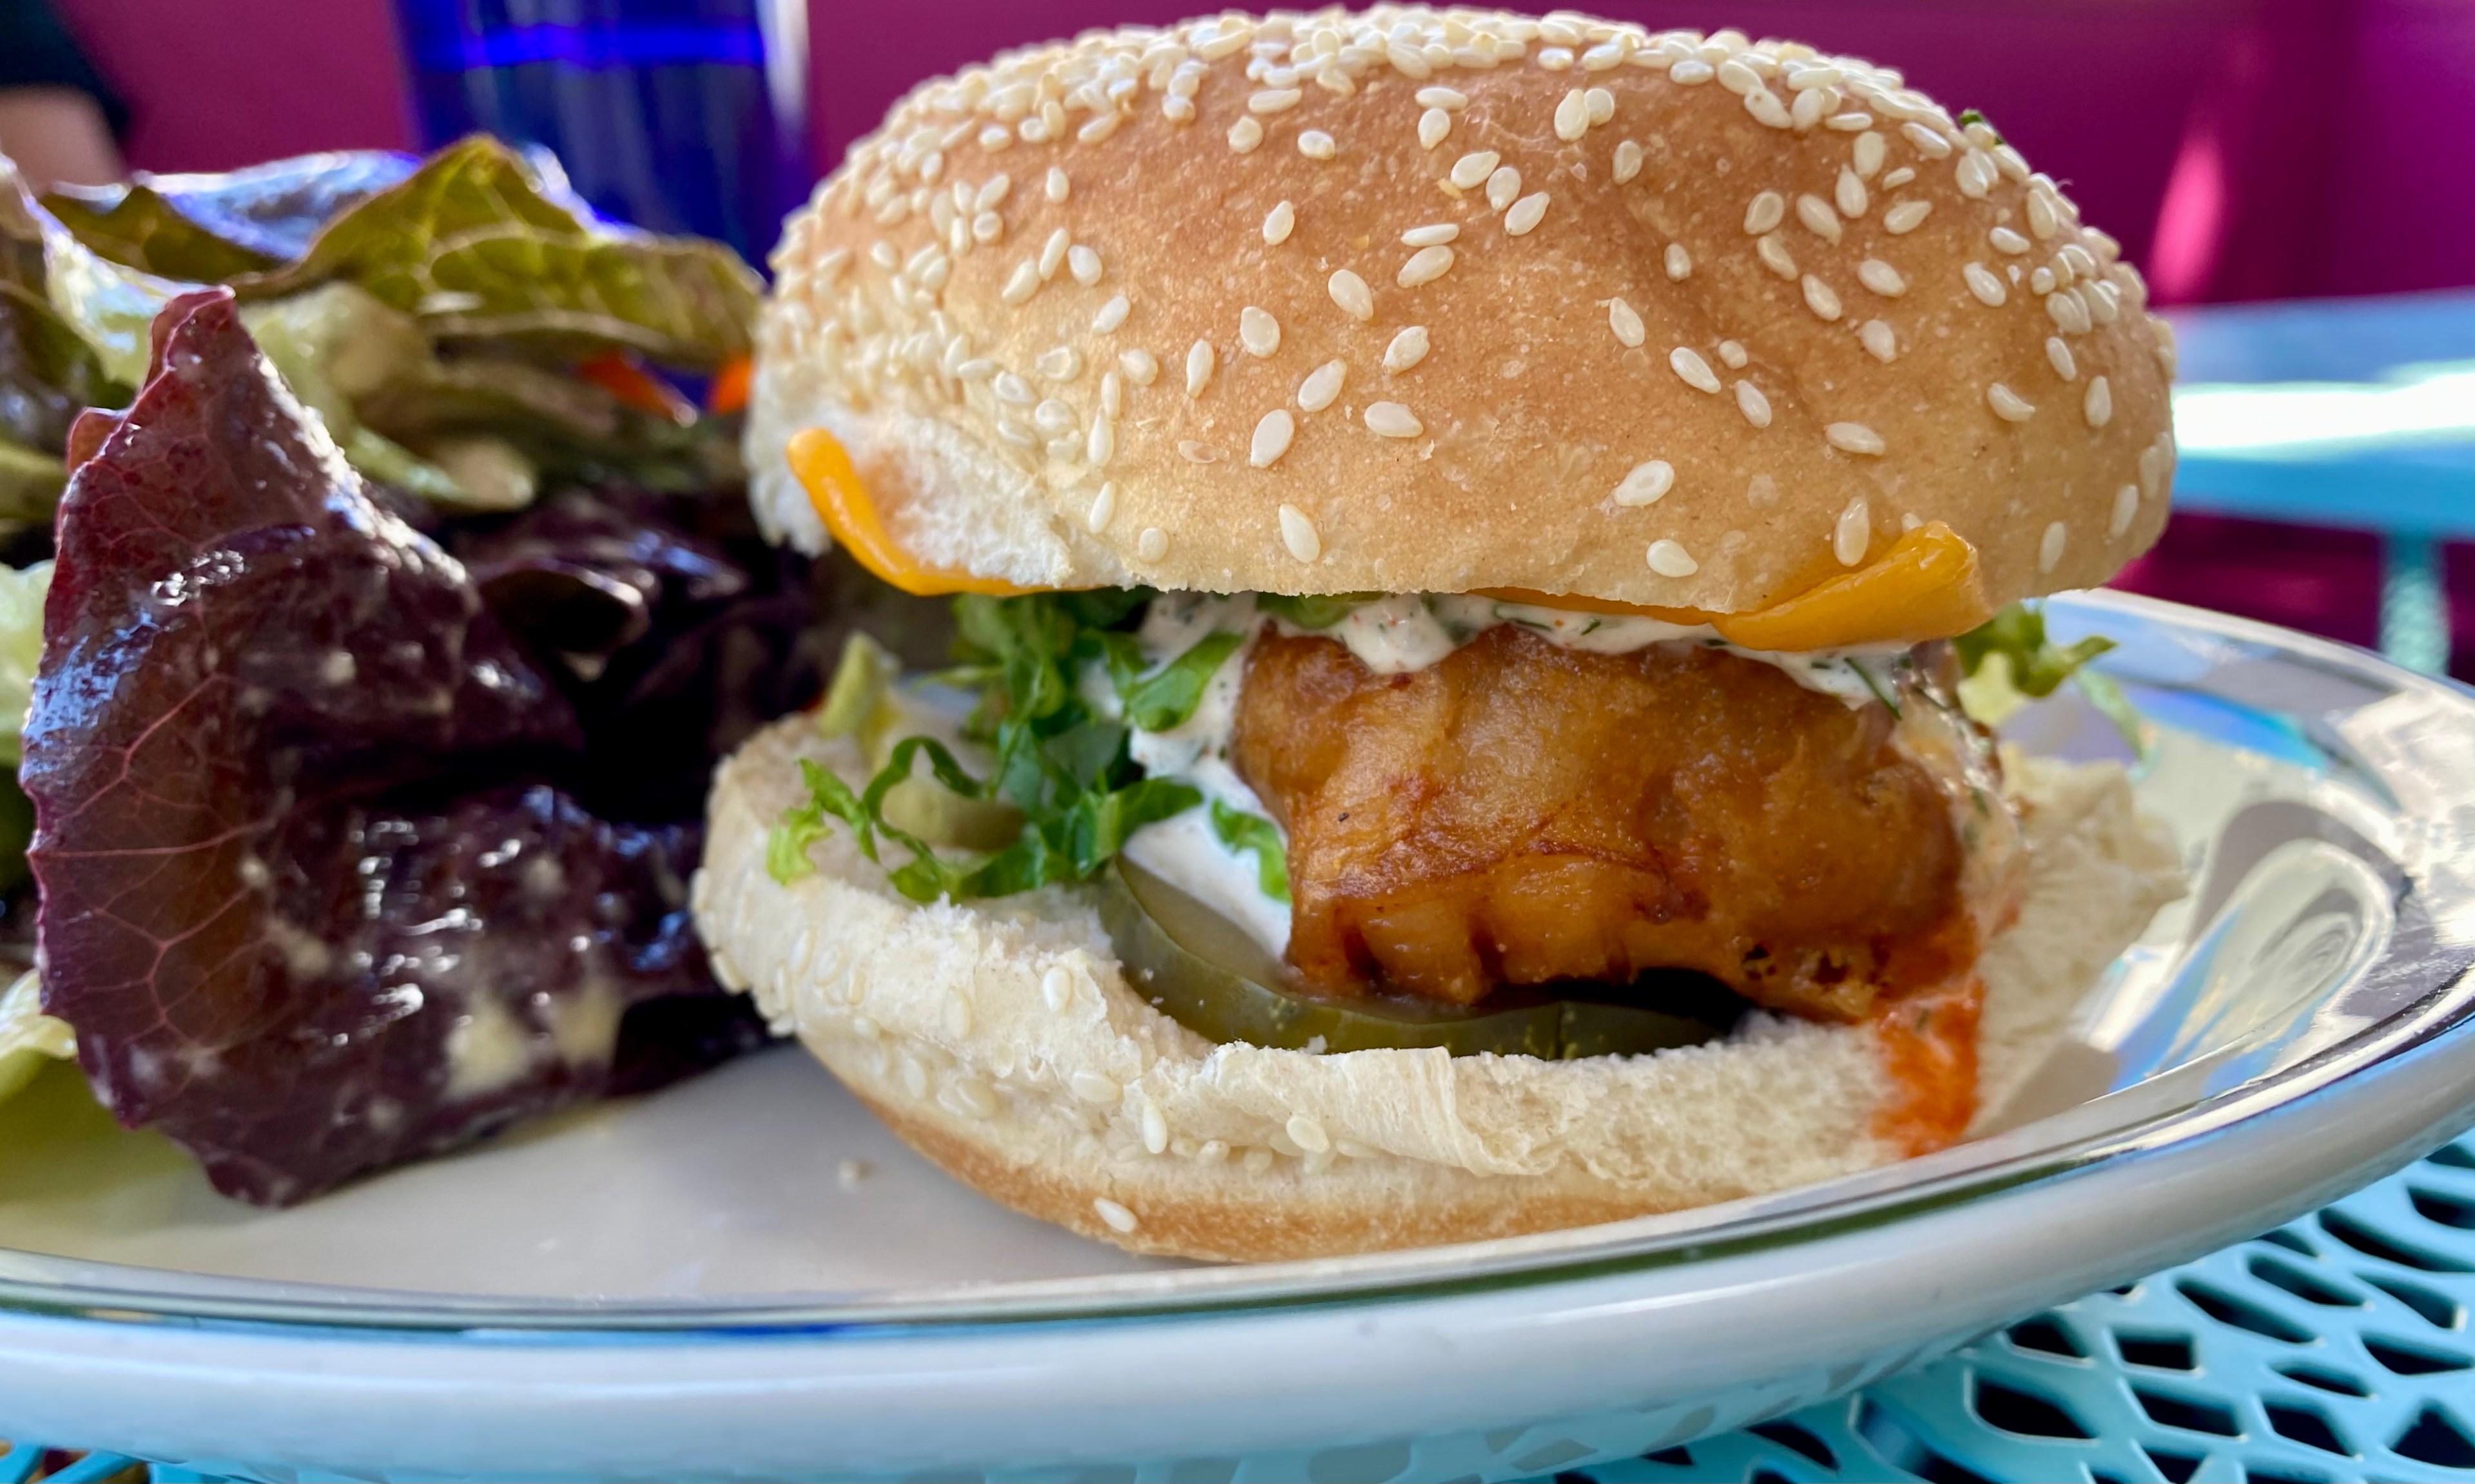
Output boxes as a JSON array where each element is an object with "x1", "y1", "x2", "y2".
[{"x1": 1098, "y1": 860, "x2": 1738, "y2": 1059}]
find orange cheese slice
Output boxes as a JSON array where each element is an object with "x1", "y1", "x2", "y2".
[
  {"x1": 1484, "y1": 523, "x2": 1989, "y2": 651},
  {"x1": 1711, "y1": 522, "x2": 1990, "y2": 650},
  {"x1": 786, "y1": 427, "x2": 1041, "y2": 597}
]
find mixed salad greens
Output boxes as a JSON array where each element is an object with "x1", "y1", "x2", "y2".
[{"x1": 0, "y1": 140, "x2": 825, "y2": 1204}]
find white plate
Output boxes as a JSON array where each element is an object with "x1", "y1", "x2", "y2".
[{"x1": 0, "y1": 591, "x2": 2471, "y2": 1483}]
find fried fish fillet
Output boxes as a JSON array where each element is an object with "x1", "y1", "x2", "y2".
[{"x1": 1232, "y1": 626, "x2": 1997, "y2": 1020}]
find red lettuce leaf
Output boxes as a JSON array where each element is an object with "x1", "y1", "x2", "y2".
[{"x1": 21, "y1": 288, "x2": 746, "y2": 1204}]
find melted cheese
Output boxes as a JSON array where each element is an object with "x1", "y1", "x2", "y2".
[{"x1": 785, "y1": 427, "x2": 1037, "y2": 597}]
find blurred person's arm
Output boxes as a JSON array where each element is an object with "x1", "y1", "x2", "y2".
[{"x1": 0, "y1": 0, "x2": 124, "y2": 189}]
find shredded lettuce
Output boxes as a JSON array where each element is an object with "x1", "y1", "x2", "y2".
[
  {"x1": 772, "y1": 590, "x2": 1238, "y2": 903},
  {"x1": 1210, "y1": 800, "x2": 1291, "y2": 904},
  {"x1": 1254, "y1": 592, "x2": 1379, "y2": 630},
  {"x1": 1955, "y1": 600, "x2": 2124, "y2": 734}
]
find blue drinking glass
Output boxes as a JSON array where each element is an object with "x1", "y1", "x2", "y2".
[{"x1": 392, "y1": 0, "x2": 810, "y2": 266}]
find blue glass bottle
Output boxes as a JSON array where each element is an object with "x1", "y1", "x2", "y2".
[{"x1": 392, "y1": 0, "x2": 809, "y2": 266}]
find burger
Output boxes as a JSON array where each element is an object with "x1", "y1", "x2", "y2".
[{"x1": 700, "y1": 6, "x2": 2188, "y2": 1260}]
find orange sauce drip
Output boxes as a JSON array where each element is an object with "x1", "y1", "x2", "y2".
[
  {"x1": 577, "y1": 350, "x2": 697, "y2": 423},
  {"x1": 1872, "y1": 977, "x2": 1985, "y2": 1155},
  {"x1": 706, "y1": 354, "x2": 753, "y2": 416}
]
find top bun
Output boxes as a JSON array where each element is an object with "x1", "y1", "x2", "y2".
[{"x1": 747, "y1": 6, "x2": 2179, "y2": 616}]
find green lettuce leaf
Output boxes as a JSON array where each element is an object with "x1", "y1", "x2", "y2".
[
  {"x1": 1114, "y1": 630, "x2": 1243, "y2": 732},
  {"x1": 1955, "y1": 601, "x2": 2122, "y2": 732},
  {"x1": 0, "y1": 162, "x2": 135, "y2": 496},
  {"x1": 0, "y1": 971, "x2": 73, "y2": 1107},
  {"x1": 238, "y1": 136, "x2": 761, "y2": 371},
  {"x1": 43, "y1": 188, "x2": 280, "y2": 282},
  {"x1": 769, "y1": 589, "x2": 1216, "y2": 903},
  {"x1": 1254, "y1": 592, "x2": 1380, "y2": 630},
  {"x1": 1210, "y1": 800, "x2": 1290, "y2": 903}
]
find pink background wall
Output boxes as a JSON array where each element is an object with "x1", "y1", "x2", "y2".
[{"x1": 44, "y1": 0, "x2": 2475, "y2": 303}]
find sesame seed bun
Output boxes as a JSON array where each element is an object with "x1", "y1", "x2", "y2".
[
  {"x1": 746, "y1": 6, "x2": 2179, "y2": 616},
  {"x1": 692, "y1": 715, "x2": 2182, "y2": 1261}
]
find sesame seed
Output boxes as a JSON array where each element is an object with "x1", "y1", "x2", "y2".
[
  {"x1": 1035, "y1": 345, "x2": 1081, "y2": 381},
  {"x1": 1278, "y1": 503, "x2": 1321, "y2": 561},
  {"x1": 1228, "y1": 117, "x2": 1265, "y2": 152},
  {"x1": 1176, "y1": 441, "x2": 1221, "y2": 463},
  {"x1": 1298, "y1": 130, "x2": 1337, "y2": 160},
  {"x1": 2039, "y1": 521, "x2": 2067, "y2": 573},
  {"x1": 1614, "y1": 140, "x2": 1645, "y2": 184},
  {"x1": 1399, "y1": 244, "x2": 1456, "y2": 285},
  {"x1": 1555, "y1": 88, "x2": 1589, "y2": 141},
  {"x1": 1791, "y1": 87, "x2": 1826, "y2": 131},
  {"x1": 1859, "y1": 320, "x2": 1898, "y2": 361},
  {"x1": 1835, "y1": 170, "x2": 1870, "y2": 222},
  {"x1": 1857, "y1": 258, "x2": 1907, "y2": 298},
  {"x1": 1613, "y1": 459, "x2": 1674, "y2": 506},
  {"x1": 2026, "y1": 189, "x2": 2060, "y2": 240},
  {"x1": 1988, "y1": 382, "x2": 2035, "y2": 421},
  {"x1": 1717, "y1": 57, "x2": 1759, "y2": 93},
  {"x1": 1956, "y1": 149, "x2": 1998, "y2": 198},
  {"x1": 1071, "y1": 1070, "x2": 1120, "y2": 1103},
  {"x1": 1186, "y1": 340, "x2": 1216, "y2": 396},
  {"x1": 1087, "y1": 416, "x2": 1115, "y2": 467},
  {"x1": 1042, "y1": 166, "x2": 1069, "y2": 203},
  {"x1": 1250, "y1": 409, "x2": 1296, "y2": 468},
  {"x1": 1092, "y1": 1197, "x2": 1139, "y2": 1234},
  {"x1": 1608, "y1": 297, "x2": 1646, "y2": 347},
  {"x1": 994, "y1": 371, "x2": 1034, "y2": 405},
  {"x1": 1239, "y1": 306, "x2": 1281, "y2": 357},
  {"x1": 1744, "y1": 190, "x2": 1786, "y2": 234},
  {"x1": 1286, "y1": 1112, "x2": 1332, "y2": 1154},
  {"x1": 1100, "y1": 371, "x2": 1123, "y2": 418},
  {"x1": 1264, "y1": 200, "x2": 1296, "y2": 246},
  {"x1": 1746, "y1": 88, "x2": 1792, "y2": 128},
  {"x1": 1586, "y1": 86, "x2": 1615, "y2": 124},
  {"x1": 955, "y1": 358, "x2": 997, "y2": 380},
  {"x1": 1197, "y1": 1140, "x2": 1230, "y2": 1166},
  {"x1": 1038, "y1": 227, "x2": 1071, "y2": 280},
  {"x1": 1136, "y1": 527, "x2": 1169, "y2": 563},
  {"x1": 1827, "y1": 422, "x2": 1886, "y2": 456},
  {"x1": 1796, "y1": 193, "x2": 1842, "y2": 242},
  {"x1": 1756, "y1": 233, "x2": 1798, "y2": 280},
  {"x1": 2086, "y1": 279, "x2": 2122, "y2": 325},
  {"x1": 1450, "y1": 149, "x2": 1500, "y2": 189},
  {"x1": 1834, "y1": 496, "x2": 1872, "y2": 565},
  {"x1": 1992, "y1": 226, "x2": 2032, "y2": 255},
  {"x1": 1647, "y1": 539, "x2": 1699, "y2": 577},
  {"x1": 1665, "y1": 242, "x2": 1693, "y2": 280},
  {"x1": 2100, "y1": 484, "x2": 2137, "y2": 541},
  {"x1": 1297, "y1": 358, "x2": 1346, "y2": 411},
  {"x1": 972, "y1": 209, "x2": 1004, "y2": 244},
  {"x1": 1883, "y1": 166, "x2": 1916, "y2": 188},
  {"x1": 2084, "y1": 375, "x2": 2113, "y2": 428},
  {"x1": 1119, "y1": 348, "x2": 1159, "y2": 386},
  {"x1": 1419, "y1": 108, "x2": 1451, "y2": 149},
  {"x1": 944, "y1": 990, "x2": 974, "y2": 1037},
  {"x1": 1802, "y1": 275, "x2": 1843, "y2": 321},
  {"x1": 2140, "y1": 439, "x2": 2170, "y2": 497},
  {"x1": 1417, "y1": 86, "x2": 1470, "y2": 110},
  {"x1": 869, "y1": 240, "x2": 900, "y2": 271},
  {"x1": 2048, "y1": 289, "x2": 2093, "y2": 334},
  {"x1": 1883, "y1": 200, "x2": 1931, "y2": 235},
  {"x1": 1486, "y1": 165, "x2": 1522, "y2": 211},
  {"x1": 1670, "y1": 58, "x2": 1715, "y2": 84},
  {"x1": 974, "y1": 175, "x2": 1013, "y2": 212},
  {"x1": 2031, "y1": 266, "x2": 2058, "y2": 295},
  {"x1": 1402, "y1": 222, "x2": 1459, "y2": 247},
  {"x1": 1328, "y1": 269, "x2": 1374, "y2": 322},
  {"x1": 1383, "y1": 325, "x2": 1430, "y2": 372},
  {"x1": 1068, "y1": 245, "x2": 1103, "y2": 285},
  {"x1": 1828, "y1": 111, "x2": 1874, "y2": 132},
  {"x1": 1504, "y1": 193, "x2": 1550, "y2": 235},
  {"x1": 1669, "y1": 346, "x2": 1722, "y2": 394},
  {"x1": 1092, "y1": 294, "x2": 1131, "y2": 334},
  {"x1": 1964, "y1": 262, "x2": 2008, "y2": 307},
  {"x1": 1086, "y1": 483, "x2": 1117, "y2": 534},
  {"x1": 1734, "y1": 380, "x2": 1773, "y2": 427},
  {"x1": 1249, "y1": 87, "x2": 1303, "y2": 114},
  {"x1": 1901, "y1": 121, "x2": 1952, "y2": 159},
  {"x1": 946, "y1": 1075, "x2": 998, "y2": 1120},
  {"x1": 1718, "y1": 340, "x2": 1749, "y2": 369},
  {"x1": 1854, "y1": 130, "x2": 1887, "y2": 179},
  {"x1": 1364, "y1": 401, "x2": 1423, "y2": 438}
]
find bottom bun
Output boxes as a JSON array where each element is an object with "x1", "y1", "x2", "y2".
[{"x1": 694, "y1": 715, "x2": 2184, "y2": 1262}]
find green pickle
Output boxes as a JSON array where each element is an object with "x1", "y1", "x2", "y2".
[{"x1": 1098, "y1": 859, "x2": 1740, "y2": 1059}]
